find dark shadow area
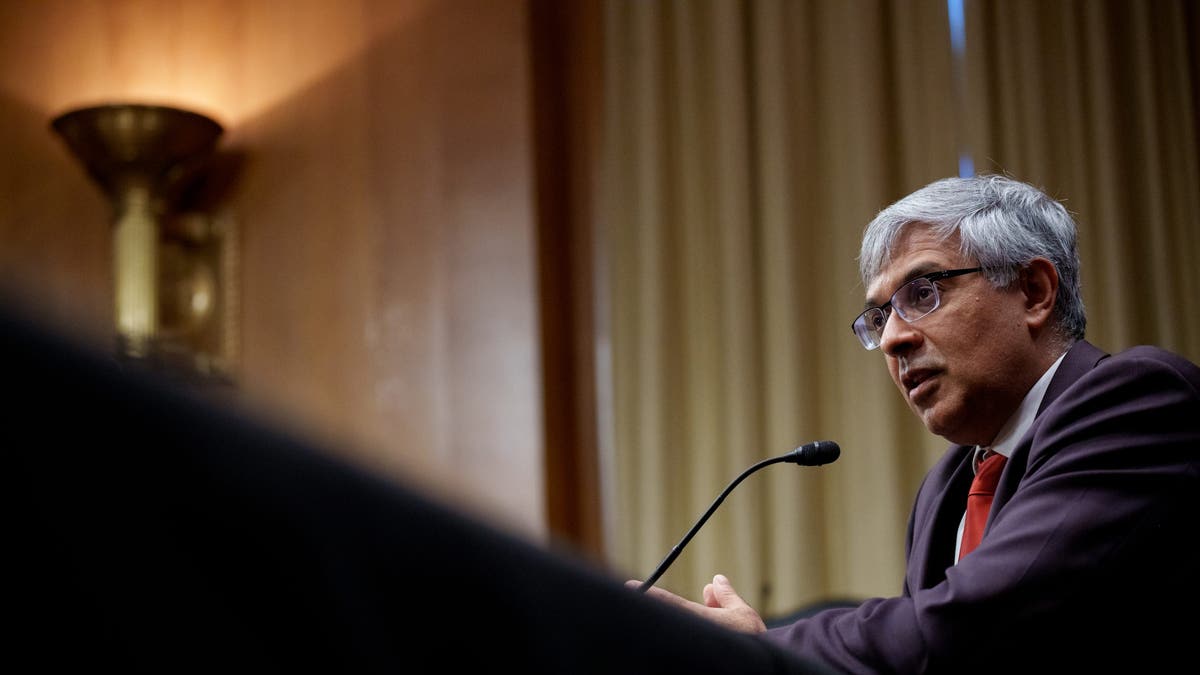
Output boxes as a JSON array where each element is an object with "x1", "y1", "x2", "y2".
[{"x1": 5, "y1": 295, "x2": 842, "y2": 674}]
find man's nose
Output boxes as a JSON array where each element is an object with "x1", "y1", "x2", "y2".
[{"x1": 879, "y1": 310, "x2": 922, "y2": 356}]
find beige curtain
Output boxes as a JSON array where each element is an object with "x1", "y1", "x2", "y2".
[
  {"x1": 964, "y1": 0, "x2": 1200, "y2": 360},
  {"x1": 602, "y1": 0, "x2": 959, "y2": 617},
  {"x1": 601, "y1": 0, "x2": 1200, "y2": 620}
]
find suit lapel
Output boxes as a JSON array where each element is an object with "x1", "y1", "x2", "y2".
[
  {"x1": 908, "y1": 341, "x2": 1110, "y2": 590},
  {"x1": 993, "y1": 340, "x2": 1110, "y2": 505},
  {"x1": 909, "y1": 444, "x2": 975, "y2": 589},
  {"x1": 1037, "y1": 340, "x2": 1108, "y2": 416}
]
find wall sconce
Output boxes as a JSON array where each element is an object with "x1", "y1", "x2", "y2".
[{"x1": 51, "y1": 103, "x2": 239, "y2": 386}]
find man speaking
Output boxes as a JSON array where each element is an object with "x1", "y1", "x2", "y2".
[{"x1": 632, "y1": 174, "x2": 1200, "y2": 674}]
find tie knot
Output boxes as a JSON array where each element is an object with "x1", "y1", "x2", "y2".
[
  {"x1": 970, "y1": 452, "x2": 1007, "y2": 495},
  {"x1": 960, "y1": 451, "x2": 1008, "y2": 558}
]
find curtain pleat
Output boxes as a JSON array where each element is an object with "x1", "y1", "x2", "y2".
[
  {"x1": 604, "y1": 0, "x2": 957, "y2": 616},
  {"x1": 965, "y1": 0, "x2": 1200, "y2": 360}
]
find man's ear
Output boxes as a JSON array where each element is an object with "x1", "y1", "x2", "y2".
[{"x1": 1020, "y1": 257, "x2": 1059, "y2": 331}]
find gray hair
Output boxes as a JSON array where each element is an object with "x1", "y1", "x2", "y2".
[{"x1": 859, "y1": 174, "x2": 1086, "y2": 341}]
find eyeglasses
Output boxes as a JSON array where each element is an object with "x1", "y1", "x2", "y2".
[{"x1": 851, "y1": 267, "x2": 983, "y2": 350}]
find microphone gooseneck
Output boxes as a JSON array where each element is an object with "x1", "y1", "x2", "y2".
[{"x1": 637, "y1": 440, "x2": 840, "y2": 593}]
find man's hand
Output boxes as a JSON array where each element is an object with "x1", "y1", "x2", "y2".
[{"x1": 626, "y1": 574, "x2": 768, "y2": 635}]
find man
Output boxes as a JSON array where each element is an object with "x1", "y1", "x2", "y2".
[{"x1": 631, "y1": 175, "x2": 1200, "y2": 673}]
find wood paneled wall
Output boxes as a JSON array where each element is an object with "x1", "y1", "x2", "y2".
[{"x1": 0, "y1": 0, "x2": 578, "y2": 543}]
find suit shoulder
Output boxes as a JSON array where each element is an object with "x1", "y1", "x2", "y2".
[{"x1": 1100, "y1": 345, "x2": 1200, "y2": 395}]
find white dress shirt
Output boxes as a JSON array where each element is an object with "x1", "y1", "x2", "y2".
[{"x1": 953, "y1": 352, "x2": 1067, "y2": 563}]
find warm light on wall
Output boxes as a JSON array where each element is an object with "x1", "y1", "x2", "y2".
[{"x1": 51, "y1": 103, "x2": 239, "y2": 386}]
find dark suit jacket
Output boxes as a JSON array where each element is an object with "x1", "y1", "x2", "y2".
[{"x1": 764, "y1": 340, "x2": 1200, "y2": 674}]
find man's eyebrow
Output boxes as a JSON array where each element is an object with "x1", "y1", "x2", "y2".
[{"x1": 863, "y1": 262, "x2": 943, "y2": 309}]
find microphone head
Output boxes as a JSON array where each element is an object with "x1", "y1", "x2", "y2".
[{"x1": 789, "y1": 440, "x2": 840, "y2": 466}]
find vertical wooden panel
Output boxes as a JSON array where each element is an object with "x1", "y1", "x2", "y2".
[
  {"x1": 529, "y1": 0, "x2": 606, "y2": 559},
  {"x1": 0, "y1": 0, "x2": 549, "y2": 539}
]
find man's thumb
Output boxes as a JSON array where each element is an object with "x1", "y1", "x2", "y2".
[{"x1": 711, "y1": 574, "x2": 746, "y2": 608}]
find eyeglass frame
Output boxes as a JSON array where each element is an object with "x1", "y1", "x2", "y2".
[{"x1": 850, "y1": 267, "x2": 984, "y2": 350}]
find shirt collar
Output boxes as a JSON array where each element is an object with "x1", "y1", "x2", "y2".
[{"x1": 974, "y1": 351, "x2": 1067, "y2": 467}]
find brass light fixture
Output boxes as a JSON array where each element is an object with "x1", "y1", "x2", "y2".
[{"x1": 51, "y1": 103, "x2": 238, "y2": 385}]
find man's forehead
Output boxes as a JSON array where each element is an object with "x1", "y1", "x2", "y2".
[
  {"x1": 865, "y1": 259, "x2": 942, "y2": 306},
  {"x1": 865, "y1": 232, "x2": 964, "y2": 303}
]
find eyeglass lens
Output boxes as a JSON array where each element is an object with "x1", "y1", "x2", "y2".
[
  {"x1": 853, "y1": 277, "x2": 941, "y2": 349},
  {"x1": 851, "y1": 268, "x2": 983, "y2": 350}
]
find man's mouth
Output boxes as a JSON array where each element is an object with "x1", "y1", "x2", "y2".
[{"x1": 901, "y1": 368, "x2": 939, "y2": 401}]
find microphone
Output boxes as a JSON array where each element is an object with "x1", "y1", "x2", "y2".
[{"x1": 637, "y1": 440, "x2": 840, "y2": 593}]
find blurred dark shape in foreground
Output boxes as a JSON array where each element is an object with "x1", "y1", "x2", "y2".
[{"x1": 4, "y1": 295, "x2": 835, "y2": 675}]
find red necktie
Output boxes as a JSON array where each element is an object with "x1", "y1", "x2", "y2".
[{"x1": 960, "y1": 452, "x2": 1007, "y2": 558}]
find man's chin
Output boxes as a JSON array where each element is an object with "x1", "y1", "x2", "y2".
[
  {"x1": 917, "y1": 406, "x2": 955, "y2": 441},
  {"x1": 922, "y1": 417, "x2": 986, "y2": 447}
]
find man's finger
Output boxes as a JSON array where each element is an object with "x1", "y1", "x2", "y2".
[
  {"x1": 639, "y1": 584, "x2": 699, "y2": 610},
  {"x1": 709, "y1": 574, "x2": 748, "y2": 609}
]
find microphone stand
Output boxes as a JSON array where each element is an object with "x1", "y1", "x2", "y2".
[
  {"x1": 638, "y1": 454, "x2": 790, "y2": 593},
  {"x1": 636, "y1": 440, "x2": 838, "y2": 593}
]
